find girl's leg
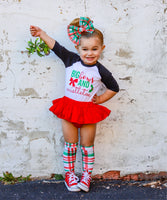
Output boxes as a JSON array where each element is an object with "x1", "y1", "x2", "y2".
[
  {"x1": 80, "y1": 123, "x2": 96, "y2": 147},
  {"x1": 62, "y1": 119, "x2": 79, "y2": 172},
  {"x1": 62, "y1": 119, "x2": 80, "y2": 192},
  {"x1": 62, "y1": 119, "x2": 79, "y2": 144},
  {"x1": 78, "y1": 123, "x2": 96, "y2": 192}
]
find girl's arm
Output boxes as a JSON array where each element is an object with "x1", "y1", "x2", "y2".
[
  {"x1": 92, "y1": 89, "x2": 117, "y2": 104},
  {"x1": 30, "y1": 25, "x2": 55, "y2": 49}
]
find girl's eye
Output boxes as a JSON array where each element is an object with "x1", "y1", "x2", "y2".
[
  {"x1": 82, "y1": 49, "x2": 87, "y2": 51},
  {"x1": 93, "y1": 49, "x2": 97, "y2": 51}
]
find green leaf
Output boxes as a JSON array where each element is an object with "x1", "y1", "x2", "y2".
[
  {"x1": 36, "y1": 46, "x2": 40, "y2": 52},
  {"x1": 26, "y1": 38, "x2": 50, "y2": 57},
  {"x1": 54, "y1": 174, "x2": 64, "y2": 180},
  {"x1": 35, "y1": 38, "x2": 39, "y2": 45},
  {"x1": 39, "y1": 43, "x2": 44, "y2": 49},
  {"x1": 44, "y1": 47, "x2": 48, "y2": 54},
  {"x1": 28, "y1": 41, "x2": 34, "y2": 46},
  {"x1": 26, "y1": 47, "x2": 31, "y2": 51},
  {"x1": 31, "y1": 47, "x2": 36, "y2": 53},
  {"x1": 36, "y1": 50, "x2": 44, "y2": 57}
]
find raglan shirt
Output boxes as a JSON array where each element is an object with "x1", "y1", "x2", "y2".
[{"x1": 52, "y1": 41, "x2": 119, "y2": 102}]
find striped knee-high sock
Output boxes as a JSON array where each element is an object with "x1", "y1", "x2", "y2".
[
  {"x1": 80, "y1": 145, "x2": 95, "y2": 173},
  {"x1": 63, "y1": 142, "x2": 78, "y2": 172}
]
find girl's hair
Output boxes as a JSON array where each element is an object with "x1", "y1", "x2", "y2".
[{"x1": 69, "y1": 17, "x2": 104, "y2": 45}]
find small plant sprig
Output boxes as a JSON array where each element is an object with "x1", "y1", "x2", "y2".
[
  {"x1": 0, "y1": 172, "x2": 31, "y2": 185},
  {"x1": 50, "y1": 173, "x2": 64, "y2": 180},
  {"x1": 26, "y1": 38, "x2": 50, "y2": 57}
]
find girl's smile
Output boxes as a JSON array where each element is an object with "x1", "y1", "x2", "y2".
[{"x1": 75, "y1": 36, "x2": 105, "y2": 65}]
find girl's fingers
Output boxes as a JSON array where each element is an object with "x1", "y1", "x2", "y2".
[
  {"x1": 30, "y1": 26, "x2": 38, "y2": 32},
  {"x1": 30, "y1": 25, "x2": 37, "y2": 30},
  {"x1": 30, "y1": 30, "x2": 36, "y2": 36},
  {"x1": 92, "y1": 94, "x2": 97, "y2": 104},
  {"x1": 30, "y1": 27, "x2": 38, "y2": 36},
  {"x1": 30, "y1": 25, "x2": 41, "y2": 37}
]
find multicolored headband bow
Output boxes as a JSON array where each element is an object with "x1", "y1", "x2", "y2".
[{"x1": 67, "y1": 17, "x2": 95, "y2": 45}]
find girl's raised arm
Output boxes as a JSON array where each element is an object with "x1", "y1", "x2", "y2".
[{"x1": 30, "y1": 25, "x2": 55, "y2": 49}]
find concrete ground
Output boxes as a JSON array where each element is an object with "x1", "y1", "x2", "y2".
[{"x1": 0, "y1": 179, "x2": 167, "y2": 200}]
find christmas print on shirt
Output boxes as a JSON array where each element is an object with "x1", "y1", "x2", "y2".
[
  {"x1": 68, "y1": 69, "x2": 94, "y2": 95},
  {"x1": 65, "y1": 61, "x2": 102, "y2": 102}
]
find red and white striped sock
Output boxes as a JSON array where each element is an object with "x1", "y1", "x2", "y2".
[
  {"x1": 80, "y1": 145, "x2": 95, "y2": 173},
  {"x1": 63, "y1": 142, "x2": 78, "y2": 172}
]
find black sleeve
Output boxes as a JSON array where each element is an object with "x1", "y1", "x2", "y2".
[
  {"x1": 51, "y1": 41, "x2": 80, "y2": 68},
  {"x1": 97, "y1": 62, "x2": 119, "y2": 92}
]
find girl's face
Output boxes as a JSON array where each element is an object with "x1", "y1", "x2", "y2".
[{"x1": 75, "y1": 36, "x2": 105, "y2": 65}]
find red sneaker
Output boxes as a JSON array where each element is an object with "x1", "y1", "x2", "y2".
[
  {"x1": 78, "y1": 171, "x2": 91, "y2": 192},
  {"x1": 64, "y1": 171, "x2": 81, "y2": 192}
]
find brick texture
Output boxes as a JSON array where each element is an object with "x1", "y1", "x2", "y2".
[{"x1": 92, "y1": 171, "x2": 167, "y2": 181}]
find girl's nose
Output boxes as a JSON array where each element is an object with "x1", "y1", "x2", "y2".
[{"x1": 87, "y1": 50, "x2": 92, "y2": 55}]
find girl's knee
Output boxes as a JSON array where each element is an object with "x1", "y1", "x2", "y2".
[{"x1": 80, "y1": 124, "x2": 96, "y2": 146}]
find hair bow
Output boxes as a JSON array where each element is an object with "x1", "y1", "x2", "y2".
[{"x1": 67, "y1": 17, "x2": 95, "y2": 45}]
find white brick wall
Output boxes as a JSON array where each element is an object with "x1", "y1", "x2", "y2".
[{"x1": 0, "y1": 0, "x2": 166, "y2": 177}]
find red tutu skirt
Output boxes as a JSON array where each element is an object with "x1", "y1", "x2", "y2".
[{"x1": 49, "y1": 96, "x2": 111, "y2": 125}]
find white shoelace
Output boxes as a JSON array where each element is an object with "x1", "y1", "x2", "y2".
[
  {"x1": 82, "y1": 171, "x2": 91, "y2": 184},
  {"x1": 68, "y1": 172, "x2": 79, "y2": 184}
]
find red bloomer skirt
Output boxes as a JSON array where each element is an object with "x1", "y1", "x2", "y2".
[{"x1": 49, "y1": 96, "x2": 111, "y2": 125}]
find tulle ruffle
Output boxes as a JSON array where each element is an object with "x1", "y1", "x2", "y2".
[{"x1": 49, "y1": 96, "x2": 111, "y2": 124}]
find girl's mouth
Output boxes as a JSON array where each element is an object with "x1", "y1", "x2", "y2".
[{"x1": 86, "y1": 57, "x2": 95, "y2": 60}]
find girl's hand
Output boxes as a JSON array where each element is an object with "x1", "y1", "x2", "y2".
[
  {"x1": 92, "y1": 94, "x2": 100, "y2": 104},
  {"x1": 30, "y1": 25, "x2": 43, "y2": 37},
  {"x1": 30, "y1": 25, "x2": 55, "y2": 49},
  {"x1": 92, "y1": 89, "x2": 117, "y2": 104}
]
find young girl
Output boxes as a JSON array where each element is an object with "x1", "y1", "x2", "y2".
[{"x1": 30, "y1": 17, "x2": 119, "y2": 192}]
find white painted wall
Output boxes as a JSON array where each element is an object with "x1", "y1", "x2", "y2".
[{"x1": 0, "y1": 0, "x2": 166, "y2": 177}]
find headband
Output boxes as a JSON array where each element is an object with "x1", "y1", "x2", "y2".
[{"x1": 67, "y1": 17, "x2": 95, "y2": 45}]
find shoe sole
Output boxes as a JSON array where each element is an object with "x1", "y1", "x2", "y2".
[
  {"x1": 77, "y1": 182, "x2": 89, "y2": 192},
  {"x1": 64, "y1": 181, "x2": 81, "y2": 192}
]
